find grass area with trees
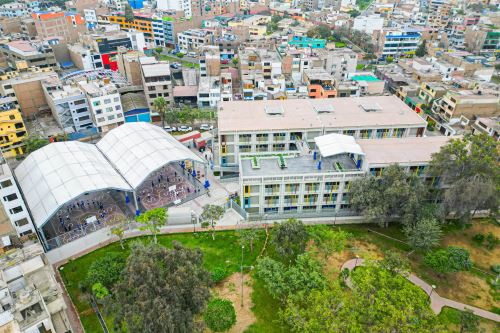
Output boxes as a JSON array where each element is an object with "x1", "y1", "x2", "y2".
[{"x1": 59, "y1": 134, "x2": 499, "y2": 332}]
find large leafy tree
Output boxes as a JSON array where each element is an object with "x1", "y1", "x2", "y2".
[
  {"x1": 256, "y1": 253, "x2": 327, "y2": 303},
  {"x1": 24, "y1": 135, "x2": 50, "y2": 154},
  {"x1": 203, "y1": 298, "x2": 236, "y2": 332},
  {"x1": 136, "y1": 207, "x2": 168, "y2": 244},
  {"x1": 349, "y1": 164, "x2": 428, "y2": 227},
  {"x1": 281, "y1": 264, "x2": 443, "y2": 332},
  {"x1": 271, "y1": 218, "x2": 308, "y2": 263},
  {"x1": 430, "y1": 134, "x2": 499, "y2": 223},
  {"x1": 108, "y1": 242, "x2": 211, "y2": 333},
  {"x1": 415, "y1": 39, "x2": 427, "y2": 57},
  {"x1": 306, "y1": 24, "x2": 331, "y2": 39},
  {"x1": 404, "y1": 217, "x2": 442, "y2": 253},
  {"x1": 200, "y1": 204, "x2": 225, "y2": 240}
]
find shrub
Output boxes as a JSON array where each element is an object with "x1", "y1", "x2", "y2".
[
  {"x1": 211, "y1": 266, "x2": 227, "y2": 283},
  {"x1": 491, "y1": 264, "x2": 500, "y2": 274},
  {"x1": 155, "y1": 47, "x2": 163, "y2": 53},
  {"x1": 176, "y1": 52, "x2": 184, "y2": 58},
  {"x1": 92, "y1": 283, "x2": 109, "y2": 300},
  {"x1": 85, "y1": 252, "x2": 126, "y2": 288},
  {"x1": 486, "y1": 232, "x2": 498, "y2": 250},
  {"x1": 472, "y1": 233, "x2": 485, "y2": 245},
  {"x1": 204, "y1": 298, "x2": 236, "y2": 332},
  {"x1": 424, "y1": 246, "x2": 472, "y2": 273}
]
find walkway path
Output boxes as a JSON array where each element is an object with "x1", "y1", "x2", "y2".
[{"x1": 341, "y1": 258, "x2": 500, "y2": 322}]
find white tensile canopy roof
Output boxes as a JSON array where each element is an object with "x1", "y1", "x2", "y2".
[
  {"x1": 314, "y1": 133, "x2": 365, "y2": 158},
  {"x1": 15, "y1": 123, "x2": 205, "y2": 229},
  {"x1": 96, "y1": 122, "x2": 205, "y2": 189},
  {"x1": 15, "y1": 142, "x2": 132, "y2": 228}
]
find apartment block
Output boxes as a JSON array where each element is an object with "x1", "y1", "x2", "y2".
[
  {"x1": 303, "y1": 69, "x2": 336, "y2": 99},
  {"x1": 471, "y1": 117, "x2": 499, "y2": 141},
  {"x1": 0, "y1": 103, "x2": 27, "y2": 158},
  {"x1": 32, "y1": 11, "x2": 86, "y2": 44},
  {"x1": 42, "y1": 77, "x2": 95, "y2": 133},
  {"x1": 317, "y1": 48, "x2": 358, "y2": 83},
  {"x1": 0, "y1": 40, "x2": 58, "y2": 71},
  {"x1": 0, "y1": 155, "x2": 34, "y2": 236},
  {"x1": 79, "y1": 80, "x2": 124, "y2": 133},
  {"x1": 177, "y1": 29, "x2": 214, "y2": 53},
  {"x1": 217, "y1": 96, "x2": 428, "y2": 175},
  {"x1": 431, "y1": 91, "x2": 500, "y2": 123},
  {"x1": 0, "y1": 243, "x2": 71, "y2": 332},
  {"x1": 239, "y1": 134, "x2": 450, "y2": 219},
  {"x1": 116, "y1": 50, "x2": 145, "y2": 86},
  {"x1": 198, "y1": 76, "x2": 221, "y2": 108},
  {"x1": 374, "y1": 29, "x2": 421, "y2": 58},
  {"x1": 140, "y1": 57, "x2": 173, "y2": 119}
]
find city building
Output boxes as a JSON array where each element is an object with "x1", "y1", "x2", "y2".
[
  {"x1": 0, "y1": 243, "x2": 72, "y2": 332},
  {"x1": 140, "y1": 57, "x2": 173, "y2": 119},
  {"x1": 431, "y1": 91, "x2": 500, "y2": 123},
  {"x1": 217, "y1": 96, "x2": 428, "y2": 176},
  {"x1": 42, "y1": 77, "x2": 95, "y2": 133},
  {"x1": 302, "y1": 69, "x2": 336, "y2": 99},
  {"x1": 0, "y1": 2, "x2": 40, "y2": 18},
  {"x1": 79, "y1": 80, "x2": 125, "y2": 133},
  {"x1": 0, "y1": 40, "x2": 58, "y2": 71},
  {"x1": 353, "y1": 14, "x2": 384, "y2": 35},
  {"x1": 238, "y1": 134, "x2": 450, "y2": 219},
  {"x1": 198, "y1": 76, "x2": 221, "y2": 108},
  {"x1": 0, "y1": 103, "x2": 27, "y2": 158},
  {"x1": 32, "y1": 11, "x2": 86, "y2": 43},
  {"x1": 116, "y1": 50, "x2": 145, "y2": 86},
  {"x1": 288, "y1": 36, "x2": 326, "y2": 49},
  {"x1": 317, "y1": 48, "x2": 358, "y2": 83},
  {"x1": 0, "y1": 154, "x2": 35, "y2": 236},
  {"x1": 373, "y1": 29, "x2": 421, "y2": 59},
  {"x1": 471, "y1": 116, "x2": 499, "y2": 141},
  {"x1": 177, "y1": 29, "x2": 214, "y2": 53}
]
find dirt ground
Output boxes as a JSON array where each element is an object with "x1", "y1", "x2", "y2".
[
  {"x1": 442, "y1": 221, "x2": 499, "y2": 271},
  {"x1": 211, "y1": 273, "x2": 255, "y2": 333}
]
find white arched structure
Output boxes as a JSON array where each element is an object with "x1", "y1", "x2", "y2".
[
  {"x1": 96, "y1": 122, "x2": 205, "y2": 190},
  {"x1": 314, "y1": 133, "x2": 365, "y2": 158},
  {"x1": 14, "y1": 142, "x2": 132, "y2": 229}
]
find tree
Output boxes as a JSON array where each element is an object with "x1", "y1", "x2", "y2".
[
  {"x1": 280, "y1": 265, "x2": 442, "y2": 332},
  {"x1": 430, "y1": 134, "x2": 499, "y2": 223},
  {"x1": 200, "y1": 204, "x2": 225, "y2": 240},
  {"x1": 459, "y1": 309, "x2": 480, "y2": 333},
  {"x1": 124, "y1": 3, "x2": 134, "y2": 23},
  {"x1": 415, "y1": 39, "x2": 427, "y2": 57},
  {"x1": 404, "y1": 217, "x2": 442, "y2": 252},
  {"x1": 153, "y1": 96, "x2": 169, "y2": 128},
  {"x1": 349, "y1": 164, "x2": 428, "y2": 227},
  {"x1": 306, "y1": 25, "x2": 331, "y2": 39},
  {"x1": 238, "y1": 225, "x2": 258, "y2": 252},
  {"x1": 308, "y1": 225, "x2": 350, "y2": 258},
  {"x1": 256, "y1": 253, "x2": 327, "y2": 303},
  {"x1": 231, "y1": 57, "x2": 239, "y2": 66},
  {"x1": 108, "y1": 242, "x2": 211, "y2": 332},
  {"x1": 378, "y1": 250, "x2": 410, "y2": 276},
  {"x1": 348, "y1": 9, "x2": 361, "y2": 17},
  {"x1": 111, "y1": 224, "x2": 126, "y2": 250},
  {"x1": 85, "y1": 252, "x2": 126, "y2": 289},
  {"x1": 271, "y1": 218, "x2": 308, "y2": 263},
  {"x1": 424, "y1": 246, "x2": 472, "y2": 274},
  {"x1": 204, "y1": 298, "x2": 236, "y2": 332},
  {"x1": 136, "y1": 207, "x2": 168, "y2": 244},
  {"x1": 92, "y1": 283, "x2": 109, "y2": 300},
  {"x1": 24, "y1": 135, "x2": 50, "y2": 154}
]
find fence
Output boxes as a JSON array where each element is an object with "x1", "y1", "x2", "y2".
[{"x1": 226, "y1": 199, "x2": 247, "y2": 219}]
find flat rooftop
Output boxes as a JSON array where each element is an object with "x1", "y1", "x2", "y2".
[
  {"x1": 219, "y1": 96, "x2": 427, "y2": 132},
  {"x1": 241, "y1": 154, "x2": 358, "y2": 177},
  {"x1": 141, "y1": 63, "x2": 171, "y2": 77},
  {"x1": 359, "y1": 136, "x2": 451, "y2": 166}
]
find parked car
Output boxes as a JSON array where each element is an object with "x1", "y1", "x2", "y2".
[
  {"x1": 178, "y1": 125, "x2": 193, "y2": 132},
  {"x1": 164, "y1": 125, "x2": 177, "y2": 132},
  {"x1": 220, "y1": 59, "x2": 229, "y2": 64},
  {"x1": 187, "y1": 51, "x2": 197, "y2": 58},
  {"x1": 170, "y1": 62, "x2": 181, "y2": 69},
  {"x1": 199, "y1": 124, "x2": 213, "y2": 131}
]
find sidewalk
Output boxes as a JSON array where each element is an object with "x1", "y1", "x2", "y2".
[{"x1": 341, "y1": 258, "x2": 500, "y2": 322}]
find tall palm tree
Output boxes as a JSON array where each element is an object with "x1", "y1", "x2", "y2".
[{"x1": 152, "y1": 97, "x2": 168, "y2": 128}]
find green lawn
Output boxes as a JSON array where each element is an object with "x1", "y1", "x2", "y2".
[
  {"x1": 335, "y1": 41, "x2": 346, "y2": 48},
  {"x1": 60, "y1": 230, "x2": 266, "y2": 332},
  {"x1": 158, "y1": 54, "x2": 200, "y2": 68},
  {"x1": 356, "y1": 0, "x2": 372, "y2": 10}
]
